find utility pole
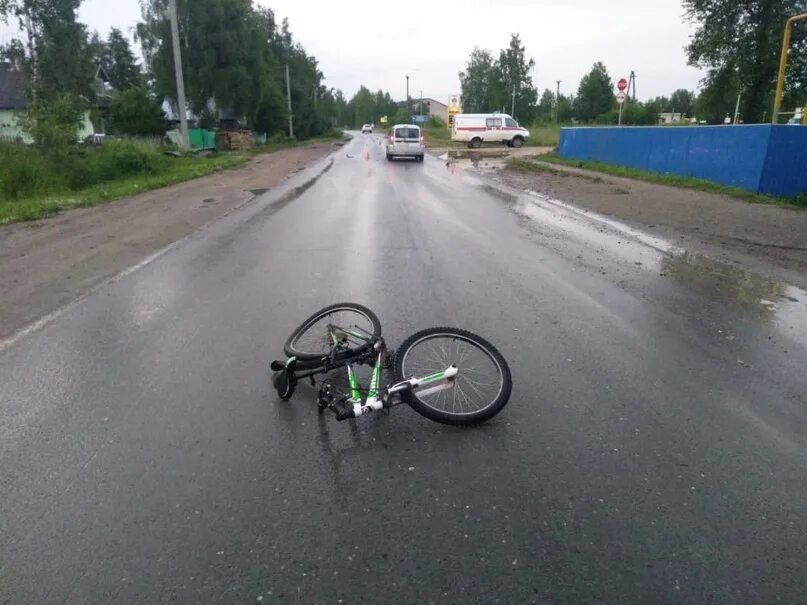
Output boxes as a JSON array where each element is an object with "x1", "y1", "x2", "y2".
[
  {"x1": 555, "y1": 80, "x2": 562, "y2": 122},
  {"x1": 168, "y1": 0, "x2": 189, "y2": 149},
  {"x1": 405, "y1": 75, "x2": 410, "y2": 116},
  {"x1": 628, "y1": 71, "x2": 637, "y2": 102},
  {"x1": 511, "y1": 86, "x2": 516, "y2": 117},
  {"x1": 420, "y1": 90, "x2": 423, "y2": 117},
  {"x1": 733, "y1": 91, "x2": 742, "y2": 125},
  {"x1": 285, "y1": 63, "x2": 294, "y2": 138}
]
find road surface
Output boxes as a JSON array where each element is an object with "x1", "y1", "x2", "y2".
[{"x1": 2, "y1": 133, "x2": 806, "y2": 603}]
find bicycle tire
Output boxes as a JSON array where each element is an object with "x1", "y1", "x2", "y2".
[
  {"x1": 284, "y1": 302, "x2": 382, "y2": 361},
  {"x1": 394, "y1": 327, "x2": 512, "y2": 426}
]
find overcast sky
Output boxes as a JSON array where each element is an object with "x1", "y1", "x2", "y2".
[{"x1": 3, "y1": 0, "x2": 705, "y2": 101}]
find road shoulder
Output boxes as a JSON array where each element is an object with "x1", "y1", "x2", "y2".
[
  {"x1": 494, "y1": 159, "x2": 807, "y2": 289},
  {"x1": 0, "y1": 142, "x2": 339, "y2": 341}
]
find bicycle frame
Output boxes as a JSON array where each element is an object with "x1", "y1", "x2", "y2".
[{"x1": 284, "y1": 323, "x2": 459, "y2": 421}]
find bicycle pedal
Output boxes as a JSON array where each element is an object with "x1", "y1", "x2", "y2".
[
  {"x1": 317, "y1": 383, "x2": 334, "y2": 413},
  {"x1": 331, "y1": 397, "x2": 356, "y2": 421}
]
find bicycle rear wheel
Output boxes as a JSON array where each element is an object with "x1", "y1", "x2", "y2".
[
  {"x1": 394, "y1": 327, "x2": 511, "y2": 426},
  {"x1": 284, "y1": 303, "x2": 381, "y2": 361}
]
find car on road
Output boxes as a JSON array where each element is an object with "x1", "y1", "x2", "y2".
[
  {"x1": 386, "y1": 124, "x2": 425, "y2": 162},
  {"x1": 361, "y1": 124, "x2": 373, "y2": 133},
  {"x1": 451, "y1": 112, "x2": 530, "y2": 149}
]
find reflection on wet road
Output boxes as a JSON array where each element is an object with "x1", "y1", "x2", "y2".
[
  {"x1": 499, "y1": 185, "x2": 807, "y2": 349},
  {"x1": 1, "y1": 133, "x2": 806, "y2": 603}
]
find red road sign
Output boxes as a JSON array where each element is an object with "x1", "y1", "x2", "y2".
[{"x1": 617, "y1": 78, "x2": 628, "y2": 92}]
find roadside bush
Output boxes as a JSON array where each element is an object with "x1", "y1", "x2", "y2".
[
  {"x1": 16, "y1": 94, "x2": 85, "y2": 152},
  {"x1": 322, "y1": 128, "x2": 344, "y2": 139},
  {"x1": 426, "y1": 116, "x2": 445, "y2": 128},
  {"x1": 94, "y1": 140, "x2": 162, "y2": 178},
  {"x1": 267, "y1": 132, "x2": 291, "y2": 145},
  {"x1": 66, "y1": 141, "x2": 163, "y2": 189},
  {"x1": 0, "y1": 145, "x2": 54, "y2": 199},
  {"x1": 109, "y1": 88, "x2": 167, "y2": 136},
  {"x1": 0, "y1": 140, "x2": 165, "y2": 201}
]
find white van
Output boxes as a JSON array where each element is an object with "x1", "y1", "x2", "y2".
[
  {"x1": 386, "y1": 124, "x2": 425, "y2": 162},
  {"x1": 451, "y1": 113, "x2": 530, "y2": 148}
]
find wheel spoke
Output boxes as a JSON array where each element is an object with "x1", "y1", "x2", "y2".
[
  {"x1": 400, "y1": 332, "x2": 504, "y2": 416},
  {"x1": 290, "y1": 307, "x2": 377, "y2": 357}
]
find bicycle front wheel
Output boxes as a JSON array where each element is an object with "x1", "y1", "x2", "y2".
[
  {"x1": 284, "y1": 302, "x2": 381, "y2": 361},
  {"x1": 394, "y1": 327, "x2": 512, "y2": 426}
]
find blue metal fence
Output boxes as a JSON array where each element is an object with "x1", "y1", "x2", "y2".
[{"x1": 558, "y1": 125, "x2": 807, "y2": 197}]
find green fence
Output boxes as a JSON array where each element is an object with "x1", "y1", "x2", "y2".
[{"x1": 188, "y1": 129, "x2": 217, "y2": 150}]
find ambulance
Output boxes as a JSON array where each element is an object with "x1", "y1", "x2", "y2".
[{"x1": 451, "y1": 112, "x2": 530, "y2": 148}]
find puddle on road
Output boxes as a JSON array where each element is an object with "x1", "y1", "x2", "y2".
[
  {"x1": 660, "y1": 252, "x2": 807, "y2": 346},
  {"x1": 662, "y1": 252, "x2": 785, "y2": 316},
  {"x1": 498, "y1": 187, "x2": 807, "y2": 349},
  {"x1": 440, "y1": 150, "x2": 512, "y2": 173}
]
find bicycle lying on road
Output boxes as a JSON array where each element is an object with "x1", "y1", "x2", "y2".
[{"x1": 269, "y1": 303, "x2": 512, "y2": 426}]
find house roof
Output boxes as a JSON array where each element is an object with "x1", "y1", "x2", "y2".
[
  {"x1": 397, "y1": 97, "x2": 450, "y2": 108},
  {"x1": 0, "y1": 66, "x2": 26, "y2": 110}
]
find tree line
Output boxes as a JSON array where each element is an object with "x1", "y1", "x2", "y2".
[
  {"x1": 461, "y1": 0, "x2": 807, "y2": 126},
  {"x1": 0, "y1": 0, "x2": 348, "y2": 139}
]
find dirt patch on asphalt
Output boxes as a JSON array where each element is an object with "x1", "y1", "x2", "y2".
[
  {"x1": 0, "y1": 143, "x2": 337, "y2": 341},
  {"x1": 497, "y1": 160, "x2": 807, "y2": 287}
]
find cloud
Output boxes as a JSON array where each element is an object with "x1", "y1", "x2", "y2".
[{"x1": 259, "y1": 0, "x2": 704, "y2": 99}]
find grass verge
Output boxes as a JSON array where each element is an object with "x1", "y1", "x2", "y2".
[
  {"x1": 0, "y1": 152, "x2": 250, "y2": 225},
  {"x1": 525, "y1": 124, "x2": 560, "y2": 147},
  {"x1": 0, "y1": 134, "x2": 342, "y2": 225},
  {"x1": 515, "y1": 153, "x2": 807, "y2": 208},
  {"x1": 422, "y1": 125, "x2": 452, "y2": 145},
  {"x1": 507, "y1": 157, "x2": 604, "y2": 183}
]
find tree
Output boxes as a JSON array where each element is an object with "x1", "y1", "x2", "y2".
[
  {"x1": 574, "y1": 62, "x2": 613, "y2": 122},
  {"x1": 109, "y1": 87, "x2": 165, "y2": 135},
  {"x1": 669, "y1": 89, "x2": 696, "y2": 116},
  {"x1": 332, "y1": 89, "x2": 350, "y2": 126},
  {"x1": 459, "y1": 48, "x2": 498, "y2": 112},
  {"x1": 496, "y1": 33, "x2": 537, "y2": 122},
  {"x1": 557, "y1": 94, "x2": 574, "y2": 122},
  {"x1": 684, "y1": 0, "x2": 807, "y2": 123},
  {"x1": 536, "y1": 88, "x2": 555, "y2": 121},
  {"x1": 459, "y1": 36, "x2": 538, "y2": 121},
  {"x1": 104, "y1": 28, "x2": 141, "y2": 90},
  {"x1": 250, "y1": 6, "x2": 290, "y2": 135},
  {"x1": 16, "y1": 93, "x2": 84, "y2": 149},
  {"x1": 597, "y1": 99, "x2": 661, "y2": 125},
  {"x1": 694, "y1": 66, "x2": 740, "y2": 123},
  {"x1": 348, "y1": 86, "x2": 377, "y2": 127},
  {"x1": 0, "y1": 0, "x2": 95, "y2": 101},
  {"x1": 783, "y1": 46, "x2": 807, "y2": 111},
  {"x1": 137, "y1": 1, "x2": 324, "y2": 137}
]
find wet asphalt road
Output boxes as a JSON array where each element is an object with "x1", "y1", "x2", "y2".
[{"x1": 2, "y1": 133, "x2": 807, "y2": 604}]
